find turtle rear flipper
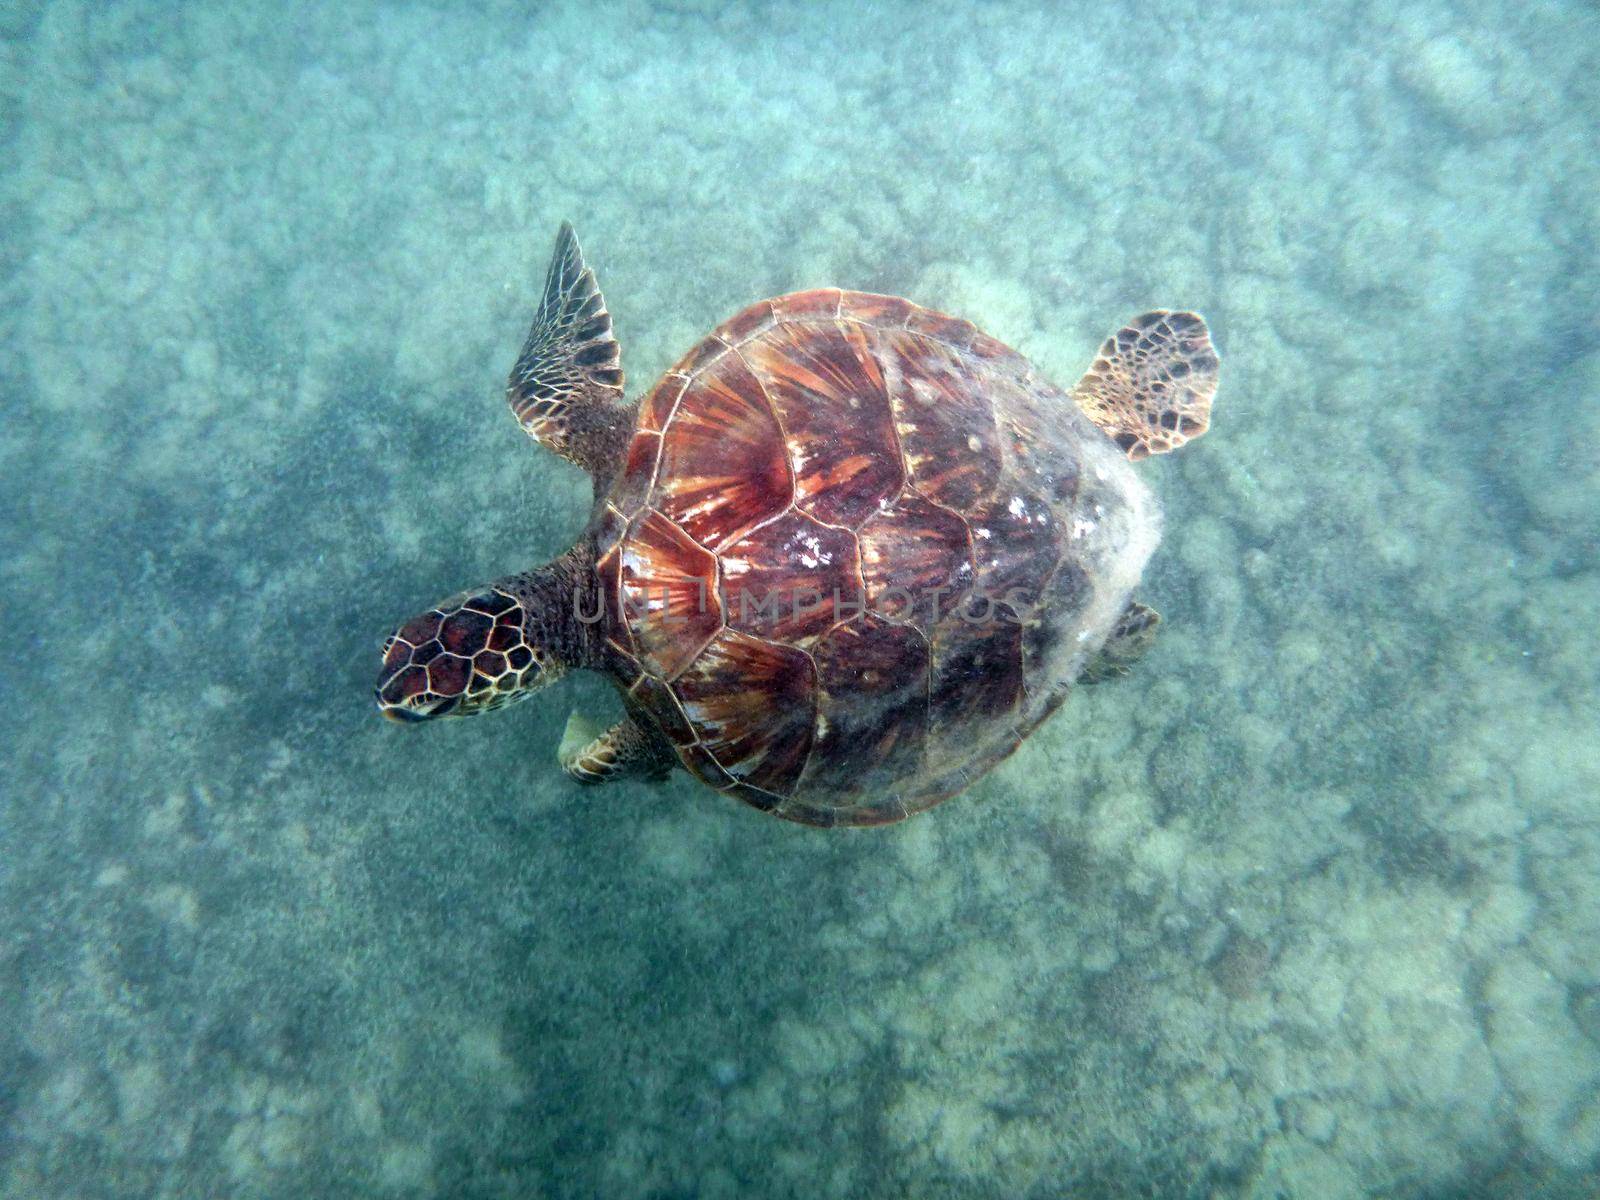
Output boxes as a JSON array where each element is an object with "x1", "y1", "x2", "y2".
[
  {"x1": 1080, "y1": 600, "x2": 1160, "y2": 685},
  {"x1": 1073, "y1": 311, "x2": 1218, "y2": 460},
  {"x1": 507, "y1": 223, "x2": 631, "y2": 474}
]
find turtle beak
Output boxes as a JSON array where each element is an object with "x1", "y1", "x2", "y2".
[{"x1": 376, "y1": 693, "x2": 461, "y2": 722}]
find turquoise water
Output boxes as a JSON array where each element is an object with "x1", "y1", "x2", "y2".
[{"x1": 3, "y1": 1, "x2": 1598, "y2": 1195}]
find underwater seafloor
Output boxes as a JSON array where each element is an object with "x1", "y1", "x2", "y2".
[{"x1": 2, "y1": 1, "x2": 1598, "y2": 1197}]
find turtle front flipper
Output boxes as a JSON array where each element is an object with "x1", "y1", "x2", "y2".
[
  {"x1": 506, "y1": 222, "x2": 632, "y2": 475},
  {"x1": 559, "y1": 712, "x2": 678, "y2": 785},
  {"x1": 1079, "y1": 600, "x2": 1160, "y2": 685},
  {"x1": 1072, "y1": 311, "x2": 1219, "y2": 460}
]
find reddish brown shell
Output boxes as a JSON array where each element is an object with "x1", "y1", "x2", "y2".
[{"x1": 591, "y1": 289, "x2": 1147, "y2": 825}]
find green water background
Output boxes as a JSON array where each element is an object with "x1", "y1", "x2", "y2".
[{"x1": 2, "y1": 1, "x2": 1597, "y2": 1196}]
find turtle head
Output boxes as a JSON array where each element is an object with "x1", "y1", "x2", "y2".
[{"x1": 374, "y1": 582, "x2": 562, "y2": 722}]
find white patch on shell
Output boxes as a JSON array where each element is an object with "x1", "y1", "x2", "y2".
[{"x1": 795, "y1": 532, "x2": 829, "y2": 569}]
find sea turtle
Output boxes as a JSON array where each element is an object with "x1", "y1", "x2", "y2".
[{"x1": 375, "y1": 224, "x2": 1219, "y2": 826}]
